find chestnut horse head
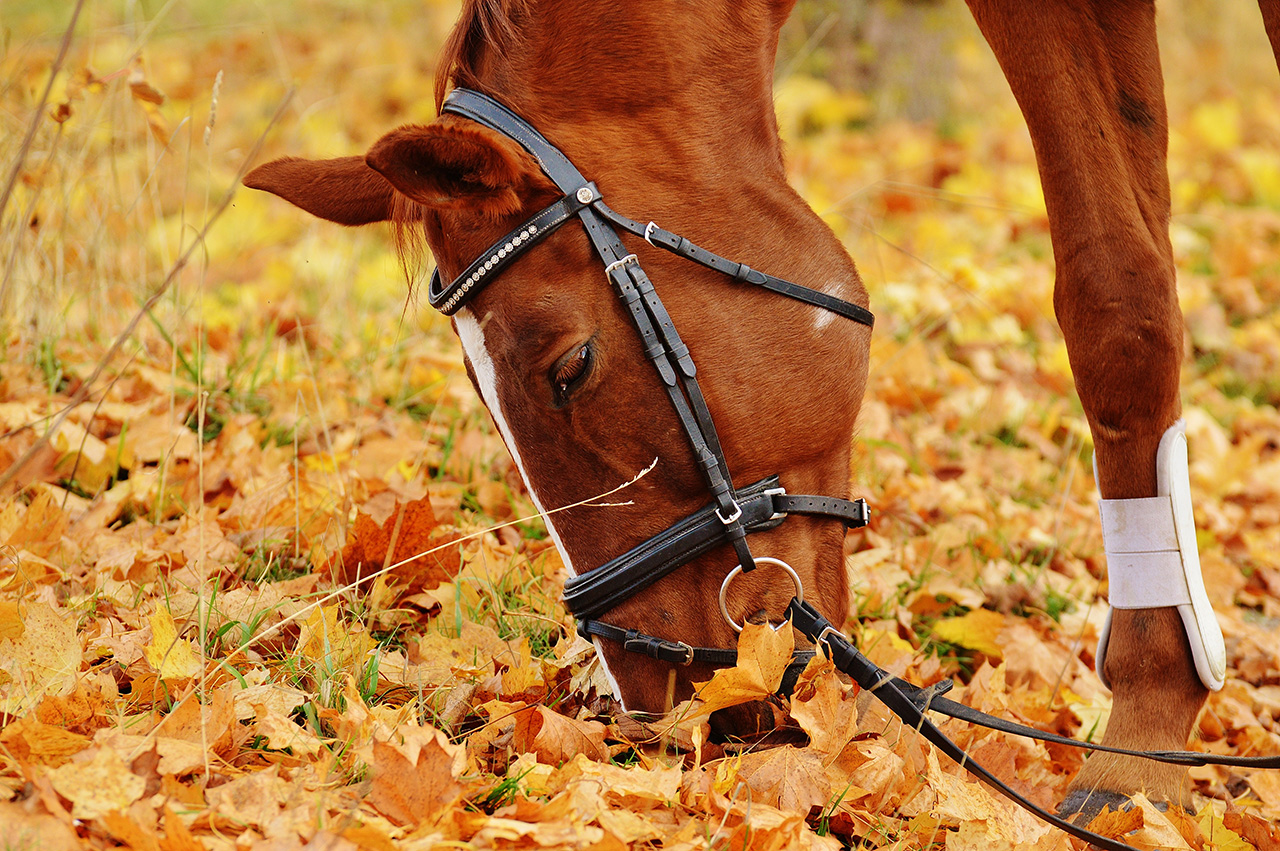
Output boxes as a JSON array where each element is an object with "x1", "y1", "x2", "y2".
[{"x1": 244, "y1": 0, "x2": 871, "y2": 720}]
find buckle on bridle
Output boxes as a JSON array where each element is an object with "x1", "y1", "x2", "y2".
[
  {"x1": 603, "y1": 253, "x2": 638, "y2": 278},
  {"x1": 763, "y1": 486, "x2": 787, "y2": 521},
  {"x1": 715, "y1": 501, "x2": 743, "y2": 525},
  {"x1": 644, "y1": 221, "x2": 660, "y2": 246}
]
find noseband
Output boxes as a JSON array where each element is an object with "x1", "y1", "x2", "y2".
[{"x1": 427, "y1": 88, "x2": 1279, "y2": 851}]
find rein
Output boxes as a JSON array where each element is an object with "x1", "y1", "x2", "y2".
[{"x1": 429, "y1": 88, "x2": 1279, "y2": 850}]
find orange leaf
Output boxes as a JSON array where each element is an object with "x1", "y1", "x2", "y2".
[
  {"x1": 367, "y1": 724, "x2": 465, "y2": 826},
  {"x1": 730, "y1": 745, "x2": 831, "y2": 815},
  {"x1": 691, "y1": 622, "x2": 795, "y2": 714},
  {"x1": 513, "y1": 704, "x2": 610, "y2": 764},
  {"x1": 332, "y1": 498, "x2": 460, "y2": 594}
]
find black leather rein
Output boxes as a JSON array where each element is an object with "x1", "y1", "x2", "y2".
[{"x1": 427, "y1": 88, "x2": 1278, "y2": 851}]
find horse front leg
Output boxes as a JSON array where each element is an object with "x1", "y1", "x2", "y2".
[{"x1": 965, "y1": 0, "x2": 1222, "y2": 817}]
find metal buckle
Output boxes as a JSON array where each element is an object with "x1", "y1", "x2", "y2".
[
  {"x1": 718, "y1": 557, "x2": 805, "y2": 632},
  {"x1": 675, "y1": 641, "x2": 694, "y2": 666},
  {"x1": 816, "y1": 625, "x2": 842, "y2": 650},
  {"x1": 644, "y1": 221, "x2": 660, "y2": 246},
  {"x1": 763, "y1": 486, "x2": 787, "y2": 521},
  {"x1": 603, "y1": 253, "x2": 638, "y2": 278},
  {"x1": 715, "y1": 501, "x2": 743, "y2": 525}
]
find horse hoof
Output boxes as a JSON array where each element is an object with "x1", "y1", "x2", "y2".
[{"x1": 1058, "y1": 789, "x2": 1176, "y2": 824}]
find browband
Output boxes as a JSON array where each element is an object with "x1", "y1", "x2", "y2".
[{"x1": 428, "y1": 90, "x2": 874, "y2": 329}]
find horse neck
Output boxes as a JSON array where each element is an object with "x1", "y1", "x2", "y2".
[{"x1": 474, "y1": 0, "x2": 793, "y2": 192}]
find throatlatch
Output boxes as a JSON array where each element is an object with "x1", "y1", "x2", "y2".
[{"x1": 1095, "y1": 420, "x2": 1226, "y2": 691}]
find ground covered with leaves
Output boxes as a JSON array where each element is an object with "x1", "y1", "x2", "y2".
[{"x1": 3, "y1": 2, "x2": 1280, "y2": 849}]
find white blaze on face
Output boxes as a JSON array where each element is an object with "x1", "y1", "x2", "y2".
[{"x1": 453, "y1": 309, "x2": 627, "y2": 707}]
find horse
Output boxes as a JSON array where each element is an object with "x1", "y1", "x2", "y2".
[{"x1": 243, "y1": 0, "x2": 1280, "y2": 823}]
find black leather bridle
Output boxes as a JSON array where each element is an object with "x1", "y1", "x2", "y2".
[
  {"x1": 429, "y1": 88, "x2": 874, "y2": 688},
  {"x1": 427, "y1": 88, "x2": 1278, "y2": 850}
]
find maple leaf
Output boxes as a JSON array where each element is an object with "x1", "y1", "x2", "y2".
[
  {"x1": 691, "y1": 621, "x2": 795, "y2": 714},
  {"x1": 47, "y1": 747, "x2": 147, "y2": 820},
  {"x1": 790, "y1": 659, "x2": 859, "y2": 763},
  {"x1": 332, "y1": 497, "x2": 461, "y2": 594},
  {"x1": 0, "y1": 601, "x2": 80, "y2": 716},
  {"x1": 367, "y1": 722, "x2": 465, "y2": 826},
  {"x1": 513, "y1": 704, "x2": 610, "y2": 764},
  {"x1": 728, "y1": 745, "x2": 831, "y2": 815}
]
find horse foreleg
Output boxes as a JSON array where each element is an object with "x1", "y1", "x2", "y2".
[
  {"x1": 1260, "y1": 0, "x2": 1280, "y2": 74},
  {"x1": 965, "y1": 0, "x2": 1216, "y2": 817}
]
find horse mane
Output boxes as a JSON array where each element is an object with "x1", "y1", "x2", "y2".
[
  {"x1": 433, "y1": 0, "x2": 530, "y2": 111},
  {"x1": 392, "y1": 0, "x2": 531, "y2": 296}
]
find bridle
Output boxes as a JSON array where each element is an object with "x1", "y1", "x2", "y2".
[
  {"x1": 429, "y1": 88, "x2": 875, "y2": 689},
  {"x1": 428, "y1": 88, "x2": 1278, "y2": 850}
]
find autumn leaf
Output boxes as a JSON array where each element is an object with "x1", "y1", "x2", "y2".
[
  {"x1": 0, "y1": 601, "x2": 80, "y2": 716},
  {"x1": 143, "y1": 609, "x2": 201, "y2": 681},
  {"x1": 47, "y1": 747, "x2": 147, "y2": 820},
  {"x1": 727, "y1": 745, "x2": 831, "y2": 815},
  {"x1": 513, "y1": 704, "x2": 610, "y2": 764},
  {"x1": 333, "y1": 497, "x2": 461, "y2": 594},
  {"x1": 691, "y1": 621, "x2": 795, "y2": 714},
  {"x1": 931, "y1": 608, "x2": 1007, "y2": 659},
  {"x1": 367, "y1": 722, "x2": 465, "y2": 826}
]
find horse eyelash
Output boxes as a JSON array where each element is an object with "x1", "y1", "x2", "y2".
[{"x1": 552, "y1": 344, "x2": 592, "y2": 398}]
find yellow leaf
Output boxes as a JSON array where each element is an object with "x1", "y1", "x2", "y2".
[
  {"x1": 0, "y1": 602, "x2": 80, "y2": 716},
  {"x1": 144, "y1": 609, "x2": 201, "y2": 681},
  {"x1": 47, "y1": 747, "x2": 147, "y2": 820},
  {"x1": 691, "y1": 622, "x2": 794, "y2": 714},
  {"x1": 931, "y1": 608, "x2": 1006, "y2": 659}
]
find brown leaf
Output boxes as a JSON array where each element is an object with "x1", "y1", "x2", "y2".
[
  {"x1": 332, "y1": 498, "x2": 461, "y2": 594},
  {"x1": 513, "y1": 704, "x2": 610, "y2": 764},
  {"x1": 790, "y1": 660, "x2": 858, "y2": 762},
  {"x1": 728, "y1": 745, "x2": 831, "y2": 815},
  {"x1": 1224, "y1": 810, "x2": 1280, "y2": 851},
  {"x1": 367, "y1": 724, "x2": 465, "y2": 826}
]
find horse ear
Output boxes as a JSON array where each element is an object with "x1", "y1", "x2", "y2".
[
  {"x1": 243, "y1": 156, "x2": 396, "y2": 225},
  {"x1": 364, "y1": 118, "x2": 556, "y2": 218}
]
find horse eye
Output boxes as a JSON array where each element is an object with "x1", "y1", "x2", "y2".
[{"x1": 550, "y1": 342, "x2": 593, "y2": 405}]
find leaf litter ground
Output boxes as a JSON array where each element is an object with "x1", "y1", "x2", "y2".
[{"x1": 3, "y1": 3, "x2": 1280, "y2": 849}]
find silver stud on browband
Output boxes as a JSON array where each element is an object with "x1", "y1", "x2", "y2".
[{"x1": 576, "y1": 186, "x2": 594, "y2": 204}]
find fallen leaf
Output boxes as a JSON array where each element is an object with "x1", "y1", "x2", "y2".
[
  {"x1": 691, "y1": 621, "x2": 795, "y2": 714},
  {"x1": 367, "y1": 722, "x2": 465, "y2": 826},
  {"x1": 513, "y1": 704, "x2": 610, "y2": 765},
  {"x1": 932, "y1": 608, "x2": 1006, "y2": 659},
  {"x1": 143, "y1": 609, "x2": 201, "y2": 681},
  {"x1": 47, "y1": 746, "x2": 147, "y2": 820}
]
